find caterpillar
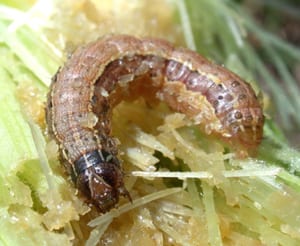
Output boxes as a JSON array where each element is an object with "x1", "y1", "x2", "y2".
[{"x1": 46, "y1": 35, "x2": 264, "y2": 213}]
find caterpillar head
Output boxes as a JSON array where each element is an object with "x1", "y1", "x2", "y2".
[{"x1": 74, "y1": 150, "x2": 131, "y2": 213}]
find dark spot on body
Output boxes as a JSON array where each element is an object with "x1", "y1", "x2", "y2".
[
  {"x1": 91, "y1": 95, "x2": 98, "y2": 105},
  {"x1": 234, "y1": 111, "x2": 243, "y2": 119},
  {"x1": 231, "y1": 80, "x2": 240, "y2": 87},
  {"x1": 238, "y1": 94, "x2": 247, "y2": 101},
  {"x1": 246, "y1": 115, "x2": 253, "y2": 122}
]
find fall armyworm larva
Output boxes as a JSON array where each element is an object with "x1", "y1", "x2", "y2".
[{"x1": 46, "y1": 35, "x2": 264, "y2": 212}]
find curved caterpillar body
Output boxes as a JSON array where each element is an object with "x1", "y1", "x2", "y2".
[{"x1": 46, "y1": 35, "x2": 264, "y2": 212}]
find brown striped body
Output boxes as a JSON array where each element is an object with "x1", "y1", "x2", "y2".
[{"x1": 46, "y1": 35, "x2": 264, "y2": 212}]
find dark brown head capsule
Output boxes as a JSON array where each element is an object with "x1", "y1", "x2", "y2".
[{"x1": 74, "y1": 150, "x2": 131, "y2": 212}]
